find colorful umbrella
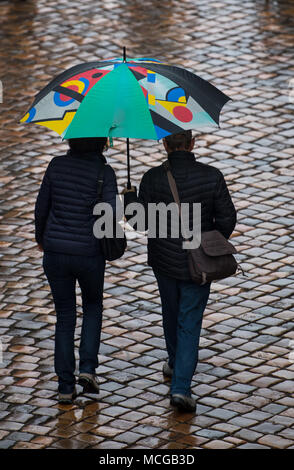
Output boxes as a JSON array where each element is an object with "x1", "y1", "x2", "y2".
[{"x1": 20, "y1": 49, "x2": 230, "y2": 186}]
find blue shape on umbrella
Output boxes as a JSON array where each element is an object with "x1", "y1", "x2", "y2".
[
  {"x1": 147, "y1": 73, "x2": 156, "y2": 83},
  {"x1": 166, "y1": 87, "x2": 186, "y2": 102},
  {"x1": 26, "y1": 107, "x2": 36, "y2": 122},
  {"x1": 54, "y1": 91, "x2": 75, "y2": 107},
  {"x1": 154, "y1": 124, "x2": 171, "y2": 140},
  {"x1": 79, "y1": 77, "x2": 90, "y2": 95}
]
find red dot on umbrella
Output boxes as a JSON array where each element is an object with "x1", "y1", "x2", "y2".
[{"x1": 173, "y1": 106, "x2": 193, "y2": 123}]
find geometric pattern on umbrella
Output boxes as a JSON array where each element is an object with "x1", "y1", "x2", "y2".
[{"x1": 20, "y1": 58, "x2": 231, "y2": 140}]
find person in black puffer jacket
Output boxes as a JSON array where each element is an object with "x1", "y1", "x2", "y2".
[
  {"x1": 35, "y1": 137, "x2": 118, "y2": 403},
  {"x1": 123, "y1": 130, "x2": 236, "y2": 412}
]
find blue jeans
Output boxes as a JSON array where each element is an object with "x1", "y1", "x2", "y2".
[
  {"x1": 154, "y1": 269, "x2": 210, "y2": 396},
  {"x1": 43, "y1": 252, "x2": 105, "y2": 394}
]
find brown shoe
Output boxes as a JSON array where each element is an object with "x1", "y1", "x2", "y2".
[
  {"x1": 78, "y1": 373, "x2": 100, "y2": 394},
  {"x1": 163, "y1": 361, "x2": 173, "y2": 377}
]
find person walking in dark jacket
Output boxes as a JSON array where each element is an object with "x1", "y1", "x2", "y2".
[
  {"x1": 35, "y1": 137, "x2": 118, "y2": 404},
  {"x1": 123, "y1": 130, "x2": 236, "y2": 412}
]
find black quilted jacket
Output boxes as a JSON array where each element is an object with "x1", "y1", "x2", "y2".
[
  {"x1": 35, "y1": 150, "x2": 118, "y2": 256},
  {"x1": 124, "y1": 150, "x2": 237, "y2": 280}
]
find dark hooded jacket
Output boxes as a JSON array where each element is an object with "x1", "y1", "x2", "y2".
[{"x1": 35, "y1": 150, "x2": 117, "y2": 256}]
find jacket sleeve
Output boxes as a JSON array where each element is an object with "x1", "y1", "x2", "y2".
[
  {"x1": 35, "y1": 162, "x2": 52, "y2": 245},
  {"x1": 102, "y1": 165, "x2": 118, "y2": 212},
  {"x1": 213, "y1": 171, "x2": 237, "y2": 239},
  {"x1": 124, "y1": 171, "x2": 151, "y2": 231}
]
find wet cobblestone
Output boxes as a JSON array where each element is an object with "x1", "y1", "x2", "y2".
[{"x1": 0, "y1": 0, "x2": 294, "y2": 450}]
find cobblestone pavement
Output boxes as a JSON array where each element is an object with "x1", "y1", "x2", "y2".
[{"x1": 0, "y1": 0, "x2": 294, "y2": 450}]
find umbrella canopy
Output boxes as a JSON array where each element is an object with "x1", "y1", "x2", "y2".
[{"x1": 20, "y1": 56, "x2": 230, "y2": 140}]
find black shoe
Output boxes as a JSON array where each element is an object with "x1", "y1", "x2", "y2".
[
  {"x1": 170, "y1": 394, "x2": 196, "y2": 412},
  {"x1": 162, "y1": 362, "x2": 173, "y2": 378},
  {"x1": 58, "y1": 388, "x2": 77, "y2": 404},
  {"x1": 78, "y1": 373, "x2": 100, "y2": 394}
]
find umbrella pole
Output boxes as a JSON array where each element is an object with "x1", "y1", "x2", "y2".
[
  {"x1": 123, "y1": 46, "x2": 131, "y2": 189},
  {"x1": 127, "y1": 137, "x2": 131, "y2": 189}
]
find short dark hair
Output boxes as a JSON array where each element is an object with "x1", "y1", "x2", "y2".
[
  {"x1": 68, "y1": 137, "x2": 107, "y2": 154},
  {"x1": 164, "y1": 130, "x2": 192, "y2": 152}
]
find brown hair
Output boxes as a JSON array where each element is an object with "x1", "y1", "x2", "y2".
[
  {"x1": 164, "y1": 130, "x2": 192, "y2": 152},
  {"x1": 68, "y1": 137, "x2": 107, "y2": 154}
]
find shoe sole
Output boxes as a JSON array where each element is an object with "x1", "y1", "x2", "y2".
[
  {"x1": 78, "y1": 376, "x2": 100, "y2": 394},
  {"x1": 58, "y1": 392, "x2": 77, "y2": 405},
  {"x1": 58, "y1": 398, "x2": 74, "y2": 404},
  {"x1": 170, "y1": 396, "x2": 196, "y2": 412}
]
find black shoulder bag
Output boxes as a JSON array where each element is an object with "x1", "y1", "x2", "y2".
[{"x1": 97, "y1": 164, "x2": 127, "y2": 261}]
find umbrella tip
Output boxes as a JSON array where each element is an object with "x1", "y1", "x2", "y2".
[{"x1": 123, "y1": 46, "x2": 126, "y2": 62}]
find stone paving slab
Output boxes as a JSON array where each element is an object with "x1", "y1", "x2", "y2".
[{"x1": 0, "y1": 0, "x2": 294, "y2": 450}]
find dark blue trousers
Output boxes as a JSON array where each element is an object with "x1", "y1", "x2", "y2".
[
  {"x1": 43, "y1": 252, "x2": 105, "y2": 394},
  {"x1": 154, "y1": 269, "x2": 210, "y2": 396}
]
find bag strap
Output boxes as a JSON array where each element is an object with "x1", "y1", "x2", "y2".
[
  {"x1": 163, "y1": 160, "x2": 191, "y2": 242},
  {"x1": 97, "y1": 163, "x2": 105, "y2": 200},
  {"x1": 162, "y1": 161, "x2": 181, "y2": 212}
]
